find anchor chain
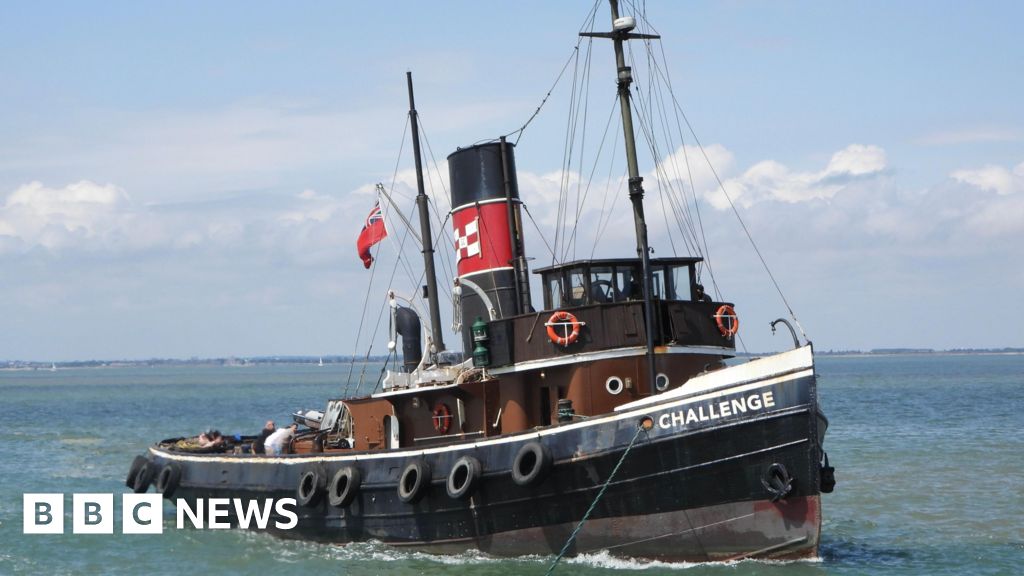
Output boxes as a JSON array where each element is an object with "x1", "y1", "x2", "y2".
[{"x1": 544, "y1": 419, "x2": 650, "y2": 575}]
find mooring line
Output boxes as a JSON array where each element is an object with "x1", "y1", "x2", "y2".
[{"x1": 544, "y1": 420, "x2": 649, "y2": 575}]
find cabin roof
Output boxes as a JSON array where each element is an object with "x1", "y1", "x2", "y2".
[{"x1": 533, "y1": 256, "x2": 703, "y2": 274}]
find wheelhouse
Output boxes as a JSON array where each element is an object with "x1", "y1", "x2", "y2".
[{"x1": 534, "y1": 257, "x2": 705, "y2": 310}]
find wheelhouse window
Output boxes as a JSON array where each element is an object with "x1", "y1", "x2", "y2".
[
  {"x1": 667, "y1": 264, "x2": 695, "y2": 300},
  {"x1": 616, "y1": 266, "x2": 641, "y2": 301},
  {"x1": 589, "y1": 266, "x2": 615, "y2": 303},
  {"x1": 547, "y1": 275, "x2": 564, "y2": 309},
  {"x1": 566, "y1": 268, "x2": 587, "y2": 307},
  {"x1": 651, "y1": 268, "x2": 665, "y2": 299},
  {"x1": 537, "y1": 258, "x2": 703, "y2": 309}
]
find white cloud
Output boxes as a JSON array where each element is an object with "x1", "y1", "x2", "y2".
[
  {"x1": 0, "y1": 180, "x2": 142, "y2": 251},
  {"x1": 824, "y1": 144, "x2": 887, "y2": 177},
  {"x1": 950, "y1": 161, "x2": 1024, "y2": 195},
  {"x1": 9, "y1": 149, "x2": 1017, "y2": 270},
  {"x1": 5, "y1": 145, "x2": 1024, "y2": 359},
  {"x1": 699, "y1": 144, "x2": 887, "y2": 209},
  {"x1": 964, "y1": 194, "x2": 1024, "y2": 237},
  {"x1": 652, "y1": 143, "x2": 735, "y2": 194},
  {"x1": 0, "y1": 179, "x2": 370, "y2": 260}
]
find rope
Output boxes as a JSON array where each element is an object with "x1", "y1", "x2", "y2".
[
  {"x1": 523, "y1": 204, "x2": 557, "y2": 260},
  {"x1": 501, "y1": 0, "x2": 602, "y2": 146},
  {"x1": 544, "y1": 423, "x2": 647, "y2": 575}
]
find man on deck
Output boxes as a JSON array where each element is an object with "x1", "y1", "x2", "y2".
[
  {"x1": 251, "y1": 420, "x2": 276, "y2": 454},
  {"x1": 264, "y1": 423, "x2": 297, "y2": 455}
]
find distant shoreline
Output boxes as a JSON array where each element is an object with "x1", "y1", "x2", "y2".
[
  {"x1": 3, "y1": 348, "x2": 1023, "y2": 371},
  {"x1": 0, "y1": 356, "x2": 390, "y2": 371}
]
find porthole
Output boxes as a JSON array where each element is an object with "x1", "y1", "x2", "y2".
[
  {"x1": 655, "y1": 373, "x2": 670, "y2": 392},
  {"x1": 605, "y1": 376, "x2": 624, "y2": 395}
]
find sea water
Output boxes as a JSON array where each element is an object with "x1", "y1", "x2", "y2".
[{"x1": 0, "y1": 355, "x2": 1021, "y2": 575}]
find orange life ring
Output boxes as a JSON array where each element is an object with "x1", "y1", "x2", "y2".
[
  {"x1": 714, "y1": 304, "x2": 739, "y2": 338},
  {"x1": 432, "y1": 403, "x2": 452, "y2": 434},
  {"x1": 546, "y1": 310, "x2": 581, "y2": 346}
]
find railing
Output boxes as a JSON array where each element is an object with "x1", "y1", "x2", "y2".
[{"x1": 486, "y1": 299, "x2": 736, "y2": 368}]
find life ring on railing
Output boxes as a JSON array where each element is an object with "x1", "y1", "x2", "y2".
[
  {"x1": 545, "y1": 311, "x2": 582, "y2": 346},
  {"x1": 432, "y1": 403, "x2": 452, "y2": 434},
  {"x1": 714, "y1": 304, "x2": 739, "y2": 338}
]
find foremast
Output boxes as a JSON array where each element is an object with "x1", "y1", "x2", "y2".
[
  {"x1": 582, "y1": 0, "x2": 662, "y2": 388},
  {"x1": 406, "y1": 71, "x2": 446, "y2": 359}
]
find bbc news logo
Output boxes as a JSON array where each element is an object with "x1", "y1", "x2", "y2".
[{"x1": 23, "y1": 494, "x2": 298, "y2": 534}]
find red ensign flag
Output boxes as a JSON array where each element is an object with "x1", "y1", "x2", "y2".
[{"x1": 356, "y1": 201, "x2": 387, "y2": 268}]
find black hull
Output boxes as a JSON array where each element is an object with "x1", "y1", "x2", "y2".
[{"x1": 141, "y1": 347, "x2": 825, "y2": 562}]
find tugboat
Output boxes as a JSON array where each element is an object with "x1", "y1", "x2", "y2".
[{"x1": 127, "y1": 0, "x2": 835, "y2": 562}]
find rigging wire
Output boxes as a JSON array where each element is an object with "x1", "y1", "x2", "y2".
[
  {"x1": 588, "y1": 114, "x2": 624, "y2": 259},
  {"x1": 368, "y1": 116, "x2": 455, "y2": 374},
  {"x1": 365, "y1": 195, "x2": 422, "y2": 393},
  {"x1": 626, "y1": 25, "x2": 702, "y2": 260},
  {"x1": 554, "y1": 38, "x2": 584, "y2": 265},
  {"x1": 553, "y1": 3, "x2": 602, "y2": 264},
  {"x1": 644, "y1": 44, "x2": 705, "y2": 258},
  {"x1": 621, "y1": 6, "x2": 752, "y2": 352},
  {"x1": 506, "y1": 48, "x2": 579, "y2": 147},
  {"x1": 626, "y1": 5, "x2": 808, "y2": 340},
  {"x1": 631, "y1": 80, "x2": 701, "y2": 259},
  {"x1": 653, "y1": 41, "x2": 714, "y2": 273},
  {"x1": 522, "y1": 203, "x2": 557, "y2": 260},
  {"x1": 344, "y1": 117, "x2": 410, "y2": 397},
  {"x1": 568, "y1": 40, "x2": 594, "y2": 262},
  {"x1": 647, "y1": 43, "x2": 720, "y2": 296},
  {"x1": 562, "y1": 93, "x2": 620, "y2": 261},
  {"x1": 590, "y1": 168, "x2": 626, "y2": 260},
  {"x1": 418, "y1": 115, "x2": 458, "y2": 299},
  {"x1": 663, "y1": 77, "x2": 808, "y2": 341},
  {"x1": 497, "y1": 0, "x2": 602, "y2": 146},
  {"x1": 546, "y1": 0, "x2": 807, "y2": 346}
]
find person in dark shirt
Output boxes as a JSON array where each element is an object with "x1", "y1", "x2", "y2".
[
  {"x1": 694, "y1": 283, "x2": 713, "y2": 303},
  {"x1": 251, "y1": 420, "x2": 276, "y2": 454}
]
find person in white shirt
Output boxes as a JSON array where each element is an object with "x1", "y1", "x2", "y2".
[{"x1": 264, "y1": 423, "x2": 297, "y2": 455}]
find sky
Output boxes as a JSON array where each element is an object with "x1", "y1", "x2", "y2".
[{"x1": 2, "y1": 0, "x2": 1022, "y2": 361}]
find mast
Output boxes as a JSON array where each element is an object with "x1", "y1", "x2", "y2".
[
  {"x1": 582, "y1": 0, "x2": 661, "y2": 388},
  {"x1": 406, "y1": 71, "x2": 446, "y2": 356},
  {"x1": 500, "y1": 136, "x2": 532, "y2": 314}
]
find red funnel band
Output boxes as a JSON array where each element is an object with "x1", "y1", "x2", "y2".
[{"x1": 453, "y1": 203, "x2": 513, "y2": 277}]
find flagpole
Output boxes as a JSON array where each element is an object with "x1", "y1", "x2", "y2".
[
  {"x1": 407, "y1": 71, "x2": 446, "y2": 357},
  {"x1": 376, "y1": 183, "x2": 422, "y2": 246}
]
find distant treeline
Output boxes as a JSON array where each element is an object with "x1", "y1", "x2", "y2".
[
  {"x1": 818, "y1": 348, "x2": 1024, "y2": 356},
  {"x1": 6, "y1": 348, "x2": 1023, "y2": 370},
  {"x1": 2, "y1": 356, "x2": 391, "y2": 370}
]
